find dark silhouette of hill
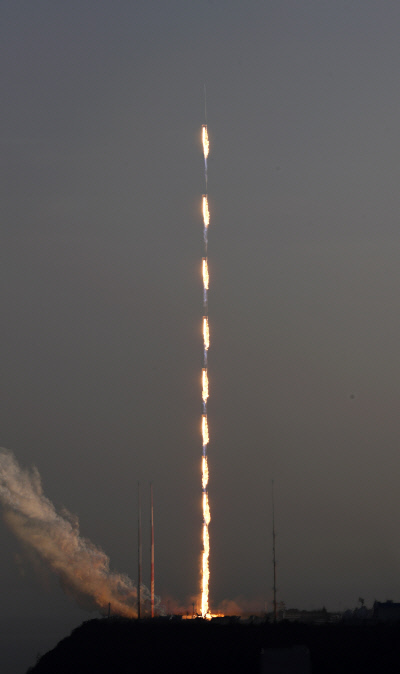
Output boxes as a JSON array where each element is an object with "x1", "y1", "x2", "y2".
[{"x1": 26, "y1": 617, "x2": 400, "y2": 673}]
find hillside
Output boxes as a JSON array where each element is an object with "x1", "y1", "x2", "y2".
[{"x1": 26, "y1": 617, "x2": 400, "y2": 673}]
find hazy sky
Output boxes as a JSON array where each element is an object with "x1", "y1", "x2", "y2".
[{"x1": 3, "y1": 1, "x2": 400, "y2": 670}]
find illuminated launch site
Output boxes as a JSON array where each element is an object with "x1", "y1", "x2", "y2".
[{"x1": 201, "y1": 122, "x2": 211, "y2": 618}]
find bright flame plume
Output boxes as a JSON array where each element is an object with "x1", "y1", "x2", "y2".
[
  {"x1": 201, "y1": 497, "x2": 210, "y2": 617},
  {"x1": 202, "y1": 258, "x2": 209, "y2": 290},
  {"x1": 202, "y1": 125, "x2": 209, "y2": 160},
  {"x1": 202, "y1": 195, "x2": 210, "y2": 228},
  {"x1": 202, "y1": 456, "x2": 209, "y2": 490},
  {"x1": 203, "y1": 491, "x2": 211, "y2": 526},
  {"x1": 202, "y1": 369, "x2": 209, "y2": 403},
  {"x1": 203, "y1": 317, "x2": 209, "y2": 351},
  {"x1": 202, "y1": 415, "x2": 209, "y2": 447}
]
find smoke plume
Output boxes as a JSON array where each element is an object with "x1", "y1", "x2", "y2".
[{"x1": 0, "y1": 448, "x2": 150, "y2": 617}]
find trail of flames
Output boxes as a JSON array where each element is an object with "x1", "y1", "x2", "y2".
[
  {"x1": 0, "y1": 448, "x2": 157, "y2": 617},
  {"x1": 201, "y1": 122, "x2": 211, "y2": 619},
  {"x1": 201, "y1": 493, "x2": 210, "y2": 617}
]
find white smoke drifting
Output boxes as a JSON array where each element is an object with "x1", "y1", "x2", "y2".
[{"x1": 0, "y1": 448, "x2": 151, "y2": 617}]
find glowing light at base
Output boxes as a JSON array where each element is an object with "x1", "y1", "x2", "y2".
[
  {"x1": 201, "y1": 519, "x2": 210, "y2": 617},
  {"x1": 201, "y1": 490, "x2": 211, "y2": 618}
]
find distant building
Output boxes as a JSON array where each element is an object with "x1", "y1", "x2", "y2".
[
  {"x1": 283, "y1": 607, "x2": 330, "y2": 624},
  {"x1": 342, "y1": 605, "x2": 373, "y2": 622},
  {"x1": 373, "y1": 601, "x2": 400, "y2": 622}
]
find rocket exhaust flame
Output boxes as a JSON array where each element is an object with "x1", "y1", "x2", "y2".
[
  {"x1": 202, "y1": 414, "x2": 209, "y2": 448},
  {"x1": 203, "y1": 492, "x2": 211, "y2": 525},
  {"x1": 0, "y1": 449, "x2": 156, "y2": 617},
  {"x1": 202, "y1": 456, "x2": 209, "y2": 490},
  {"x1": 202, "y1": 125, "x2": 209, "y2": 189},
  {"x1": 202, "y1": 195, "x2": 210, "y2": 228},
  {"x1": 202, "y1": 258, "x2": 209, "y2": 308},
  {"x1": 202, "y1": 258, "x2": 209, "y2": 290},
  {"x1": 203, "y1": 317, "x2": 209, "y2": 351},
  {"x1": 202, "y1": 125, "x2": 209, "y2": 160},
  {"x1": 202, "y1": 368, "x2": 209, "y2": 404}
]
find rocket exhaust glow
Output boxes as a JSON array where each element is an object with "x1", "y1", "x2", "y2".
[
  {"x1": 202, "y1": 195, "x2": 210, "y2": 248},
  {"x1": 202, "y1": 456, "x2": 209, "y2": 490},
  {"x1": 202, "y1": 258, "x2": 209, "y2": 289},
  {"x1": 202, "y1": 195, "x2": 210, "y2": 228},
  {"x1": 202, "y1": 125, "x2": 209, "y2": 160},
  {"x1": 203, "y1": 317, "x2": 210, "y2": 352},
  {"x1": 202, "y1": 414, "x2": 209, "y2": 449},
  {"x1": 202, "y1": 258, "x2": 209, "y2": 308},
  {"x1": 202, "y1": 125, "x2": 209, "y2": 190},
  {"x1": 202, "y1": 368, "x2": 209, "y2": 405}
]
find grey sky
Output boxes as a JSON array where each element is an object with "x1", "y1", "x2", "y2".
[{"x1": 2, "y1": 1, "x2": 400, "y2": 670}]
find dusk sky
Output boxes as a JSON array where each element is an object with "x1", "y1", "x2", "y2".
[{"x1": 3, "y1": 2, "x2": 400, "y2": 671}]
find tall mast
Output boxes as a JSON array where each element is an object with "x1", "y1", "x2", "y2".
[
  {"x1": 272, "y1": 479, "x2": 277, "y2": 622},
  {"x1": 138, "y1": 481, "x2": 142, "y2": 619},
  {"x1": 150, "y1": 482, "x2": 154, "y2": 618}
]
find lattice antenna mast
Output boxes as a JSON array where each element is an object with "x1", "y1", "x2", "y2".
[{"x1": 272, "y1": 479, "x2": 277, "y2": 622}]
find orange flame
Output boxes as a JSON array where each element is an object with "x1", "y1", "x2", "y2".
[
  {"x1": 201, "y1": 431, "x2": 210, "y2": 618},
  {"x1": 202, "y1": 195, "x2": 210, "y2": 227},
  {"x1": 202, "y1": 414, "x2": 209, "y2": 446},
  {"x1": 203, "y1": 491, "x2": 211, "y2": 525},
  {"x1": 203, "y1": 317, "x2": 209, "y2": 351},
  {"x1": 202, "y1": 258, "x2": 209, "y2": 290},
  {"x1": 202, "y1": 494, "x2": 210, "y2": 617},
  {"x1": 202, "y1": 456, "x2": 209, "y2": 490},
  {"x1": 202, "y1": 369, "x2": 209, "y2": 403},
  {"x1": 202, "y1": 125, "x2": 209, "y2": 160}
]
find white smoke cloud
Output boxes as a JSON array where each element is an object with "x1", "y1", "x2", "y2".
[{"x1": 0, "y1": 448, "x2": 151, "y2": 617}]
